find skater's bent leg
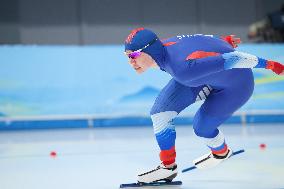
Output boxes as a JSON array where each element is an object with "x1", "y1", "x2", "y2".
[
  {"x1": 150, "y1": 79, "x2": 207, "y2": 166},
  {"x1": 151, "y1": 111, "x2": 177, "y2": 166},
  {"x1": 193, "y1": 77, "x2": 254, "y2": 156},
  {"x1": 193, "y1": 107, "x2": 230, "y2": 156}
]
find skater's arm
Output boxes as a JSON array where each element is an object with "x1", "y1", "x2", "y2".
[
  {"x1": 265, "y1": 61, "x2": 284, "y2": 75},
  {"x1": 198, "y1": 34, "x2": 241, "y2": 48},
  {"x1": 178, "y1": 51, "x2": 284, "y2": 83},
  {"x1": 222, "y1": 51, "x2": 284, "y2": 75},
  {"x1": 219, "y1": 35, "x2": 241, "y2": 48},
  {"x1": 178, "y1": 56, "x2": 226, "y2": 82}
]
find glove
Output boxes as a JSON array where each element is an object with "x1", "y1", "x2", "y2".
[
  {"x1": 266, "y1": 61, "x2": 284, "y2": 75},
  {"x1": 221, "y1": 35, "x2": 241, "y2": 48}
]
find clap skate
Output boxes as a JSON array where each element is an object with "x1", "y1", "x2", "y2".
[
  {"x1": 182, "y1": 149, "x2": 245, "y2": 173},
  {"x1": 120, "y1": 163, "x2": 182, "y2": 188}
]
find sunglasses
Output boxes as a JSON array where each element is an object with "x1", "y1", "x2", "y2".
[{"x1": 125, "y1": 38, "x2": 158, "y2": 59}]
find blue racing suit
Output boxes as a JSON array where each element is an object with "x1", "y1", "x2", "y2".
[{"x1": 150, "y1": 34, "x2": 266, "y2": 165}]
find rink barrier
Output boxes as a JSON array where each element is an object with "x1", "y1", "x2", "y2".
[{"x1": 0, "y1": 110, "x2": 284, "y2": 130}]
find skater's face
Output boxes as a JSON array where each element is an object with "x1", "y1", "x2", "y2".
[{"x1": 125, "y1": 50, "x2": 157, "y2": 74}]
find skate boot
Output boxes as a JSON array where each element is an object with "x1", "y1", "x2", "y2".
[
  {"x1": 137, "y1": 163, "x2": 178, "y2": 183},
  {"x1": 193, "y1": 148, "x2": 233, "y2": 170}
]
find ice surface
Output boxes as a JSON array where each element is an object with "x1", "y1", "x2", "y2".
[{"x1": 0, "y1": 124, "x2": 283, "y2": 189}]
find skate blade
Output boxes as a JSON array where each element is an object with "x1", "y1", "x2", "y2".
[
  {"x1": 120, "y1": 180, "x2": 182, "y2": 188},
  {"x1": 182, "y1": 149, "x2": 245, "y2": 173}
]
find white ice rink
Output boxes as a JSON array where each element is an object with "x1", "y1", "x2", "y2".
[{"x1": 0, "y1": 124, "x2": 284, "y2": 189}]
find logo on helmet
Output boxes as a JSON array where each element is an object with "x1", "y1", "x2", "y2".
[{"x1": 125, "y1": 27, "x2": 145, "y2": 44}]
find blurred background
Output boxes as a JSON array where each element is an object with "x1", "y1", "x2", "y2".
[
  {"x1": 1, "y1": 0, "x2": 284, "y2": 44},
  {"x1": 0, "y1": 0, "x2": 284, "y2": 129}
]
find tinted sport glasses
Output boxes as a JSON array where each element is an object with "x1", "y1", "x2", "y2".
[{"x1": 126, "y1": 38, "x2": 158, "y2": 59}]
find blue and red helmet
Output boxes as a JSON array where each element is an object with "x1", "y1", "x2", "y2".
[{"x1": 124, "y1": 28, "x2": 164, "y2": 63}]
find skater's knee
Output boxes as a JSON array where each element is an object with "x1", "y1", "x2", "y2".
[
  {"x1": 193, "y1": 127, "x2": 218, "y2": 138},
  {"x1": 193, "y1": 127, "x2": 205, "y2": 137},
  {"x1": 193, "y1": 108, "x2": 227, "y2": 138},
  {"x1": 150, "y1": 98, "x2": 167, "y2": 115},
  {"x1": 151, "y1": 111, "x2": 177, "y2": 134}
]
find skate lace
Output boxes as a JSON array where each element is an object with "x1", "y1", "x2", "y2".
[
  {"x1": 138, "y1": 164, "x2": 175, "y2": 177},
  {"x1": 138, "y1": 166, "x2": 162, "y2": 177}
]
